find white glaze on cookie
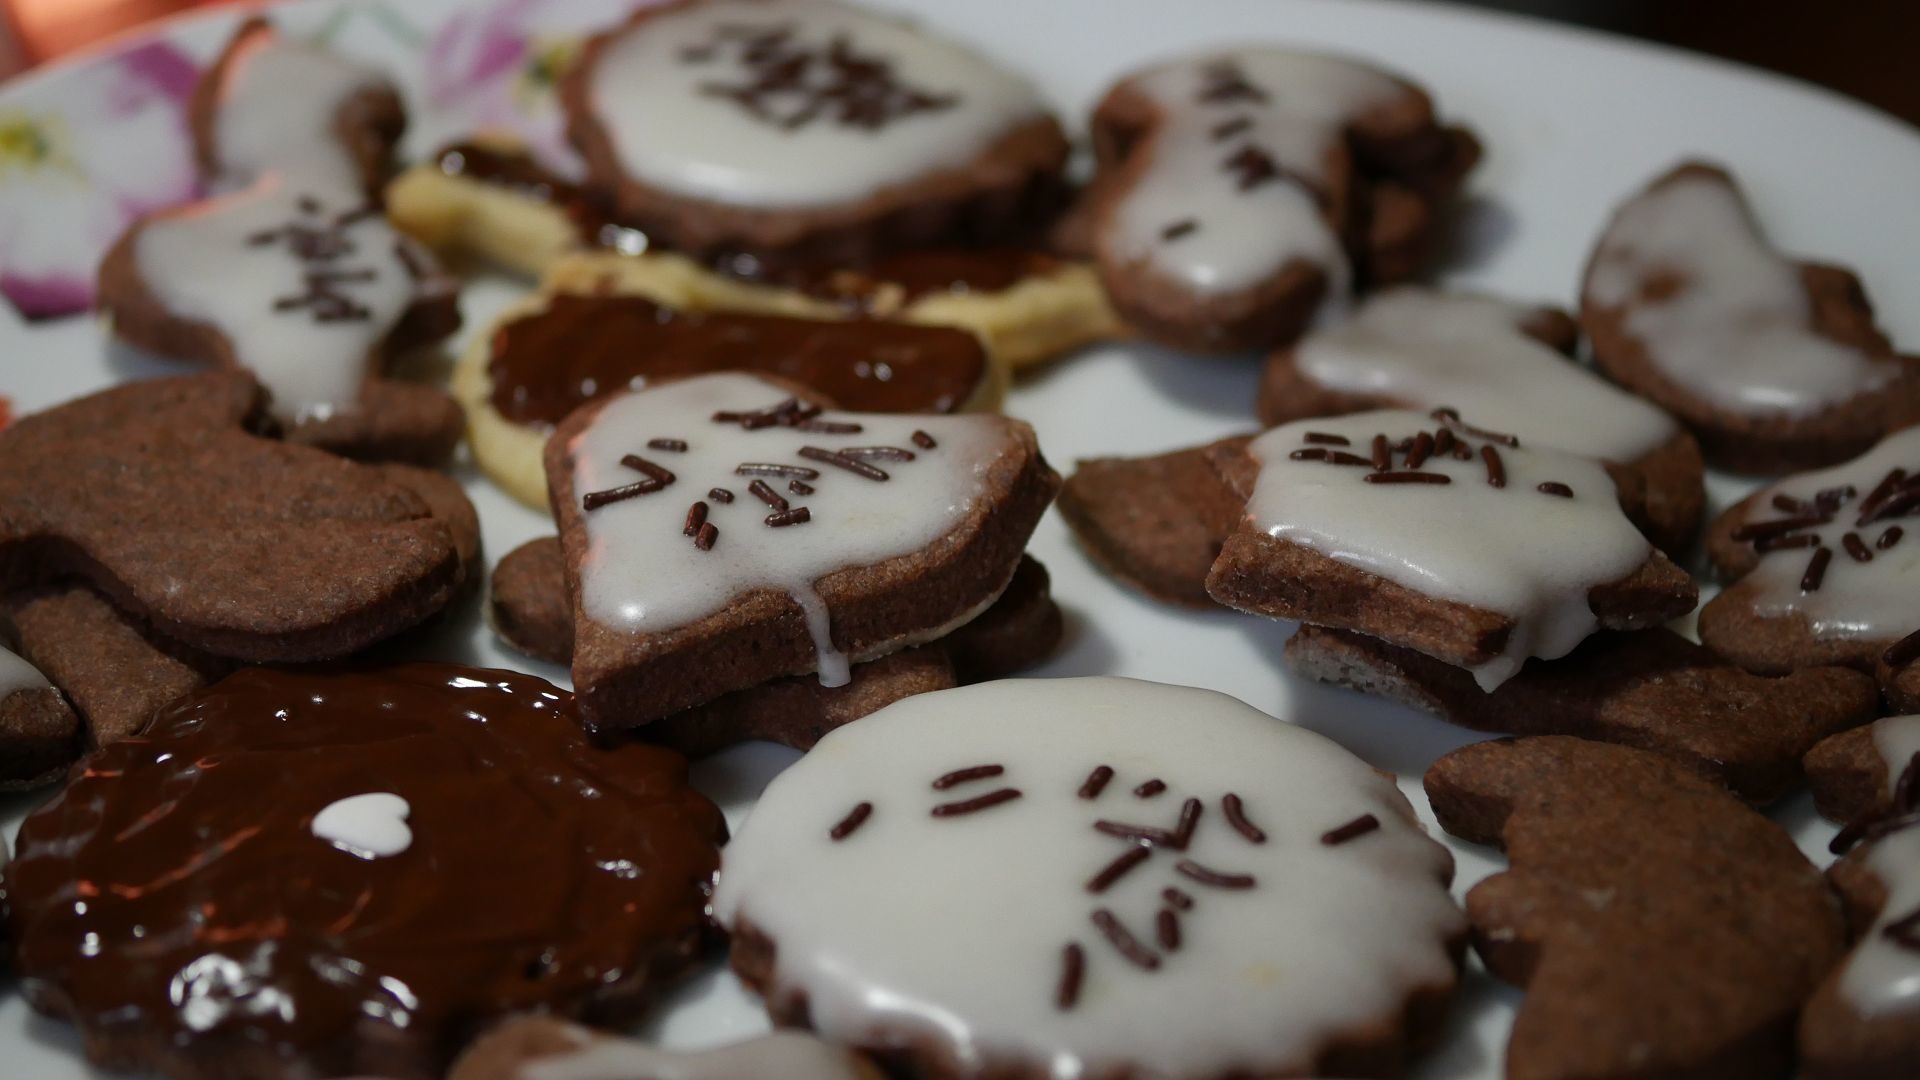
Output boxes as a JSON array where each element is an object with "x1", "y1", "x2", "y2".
[
  {"x1": 311, "y1": 792, "x2": 413, "y2": 860},
  {"x1": 133, "y1": 176, "x2": 430, "y2": 423},
  {"x1": 1245, "y1": 410, "x2": 1652, "y2": 689},
  {"x1": 568, "y1": 373, "x2": 1018, "y2": 686},
  {"x1": 211, "y1": 27, "x2": 392, "y2": 196},
  {"x1": 1295, "y1": 288, "x2": 1678, "y2": 463},
  {"x1": 1729, "y1": 426, "x2": 1920, "y2": 642},
  {"x1": 515, "y1": 1024, "x2": 868, "y2": 1080},
  {"x1": 585, "y1": 0, "x2": 1045, "y2": 208},
  {"x1": 1584, "y1": 168, "x2": 1899, "y2": 417},
  {"x1": 713, "y1": 677, "x2": 1462, "y2": 1078},
  {"x1": 0, "y1": 645, "x2": 51, "y2": 699},
  {"x1": 1107, "y1": 50, "x2": 1408, "y2": 299},
  {"x1": 1840, "y1": 715, "x2": 1920, "y2": 1016}
]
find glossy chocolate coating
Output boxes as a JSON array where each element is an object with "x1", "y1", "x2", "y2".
[
  {"x1": 488, "y1": 293, "x2": 989, "y2": 426},
  {"x1": 4, "y1": 664, "x2": 725, "y2": 1080}
]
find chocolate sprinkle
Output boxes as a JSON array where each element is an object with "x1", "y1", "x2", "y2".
[
  {"x1": 789, "y1": 480, "x2": 815, "y2": 495},
  {"x1": 1091, "y1": 909, "x2": 1160, "y2": 969},
  {"x1": 1134, "y1": 779, "x2": 1166, "y2": 798},
  {"x1": 1432, "y1": 408, "x2": 1520, "y2": 447},
  {"x1": 747, "y1": 479, "x2": 789, "y2": 511},
  {"x1": 683, "y1": 501, "x2": 708, "y2": 537},
  {"x1": 1405, "y1": 431, "x2": 1434, "y2": 470},
  {"x1": 1756, "y1": 533, "x2": 1820, "y2": 554},
  {"x1": 1078, "y1": 765, "x2": 1114, "y2": 800},
  {"x1": 932, "y1": 764, "x2": 1005, "y2": 790},
  {"x1": 930, "y1": 788, "x2": 1022, "y2": 817},
  {"x1": 840, "y1": 446, "x2": 917, "y2": 462},
  {"x1": 695, "y1": 522, "x2": 719, "y2": 551},
  {"x1": 1094, "y1": 820, "x2": 1181, "y2": 848},
  {"x1": 1303, "y1": 432, "x2": 1350, "y2": 446},
  {"x1": 1173, "y1": 798, "x2": 1203, "y2": 849},
  {"x1": 765, "y1": 507, "x2": 812, "y2": 527},
  {"x1": 799, "y1": 446, "x2": 889, "y2": 481},
  {"x1": 1733, "y1": 515, "x2": 1832, "y2": 542},
  {"x1": 1321, "y1": 813, "x2": 1380, "y2": 846},
  {"x1": 911, "y1": 430, "x2": 937, "y2": 449},
  {"x1": 1086, "y1": 844, "x2": 1152, "y2": 894},
  {"x1": 1881, "y1": 526, "x2": 1905, "y2": 550},
  {"x1": 582, "y1": 479, "x2": 665, "y2": 510},
  {"x1": 1210, "y1": 116, "x2": 1253, "y2": 139},
  {"x1": 619, "y1": 454, "x2": 676, "y2": 485},
  {"x1": 707, "y1": 486, "x2": 735, "y2": 503},
  {"x1": 735, "y1": 463, "x2": 820, "y2": 479},
  {"x1": 1161, "y1": 219, "x2": 1199, "y2": 241},
  {"x1": 647, "y1": 438, "x2": 688, "y2": 452},
  {"x1": 1156, "y1": 908, "x2": 1182, "y2": 951},
  {"x1": 829, "y1": 801, "x2": 872, "y2": 841},
  {"x1": 1174, "y1": 859, "x2": 1256, "y2": 889},
  {"x1": 1371, "y1": 433, "x2": 1390, "y2": 471},
  {"x1": 1363, "y1": 471, "x2": 1451, "y2": 485},
  {"x1": 1884, "y1": 627, "x2": 1920, "y2": 668},
  {"x1": 1537, "y1": 481, "x2": 1573, "y2": 498},
  {"x1": 1844, "y1": 532, "x2": 1874, "y2": 563},
  {"x1": 1801, "y1": 545, "x2": 1833, "y2": 592},
  {"x1": 1163, "y1": 886, "x2": 1194, "y2": 910},
  {"x1": 1481, "y1": 445, "x2": 1506, "y2": 489},
  {"x1": 1056, "y1": 943, "x2": 1085, "y2": 1010},
  {"x1": 1222, "y1": 793, "x2": 1266, "y2": 843}
]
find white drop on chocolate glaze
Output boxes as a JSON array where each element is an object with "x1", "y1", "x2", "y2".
[
  {"x1": 1839, "y1": 715, "x2": 1920, "y2": 1016},
  {"x1": 0, "y1": 645, "x2": 51, "y2": 700},
  {"x1": 568, "y1": 373, "x2": 1020, "y2": 686},
  {"x1": 1294, "y1": 288, "x2": 1678, "y2": 463},
  {"x1": 311, "y1": 792, "x2": 412, "y2": 860},
  {"x1": 1733, "y1": 425, "x2": 1920, "y2": 642},
  {"x1": 133, "y1": 175, "x2": 430, "y2": 424},
  {"x1": 1583, "y1": 168, "x2": 1899, "y2": 417},
  {"x1": 1108, "y1": 49, "x2": 1409, "y2": 299},
  {"x1": 211, "y1": 27, "x2": 392, "y2": 196},
  {"x1": 585, "y1": 0, "x2": 1045, "y2": 208},
  {"x1": 712, "y1": 677, "x2": 1463, "y2": 1078},
  {"x1": 1244, "y1": 410, "x2": 1653, "y2": 689},
  {"x1": 517, "y1": 1025, "x2": 869, "y2": 1080}
]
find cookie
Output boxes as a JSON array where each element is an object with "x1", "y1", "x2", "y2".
[
  {"x1": 1086, "y1": 49, "x2": 1478, "y2": 353},
  {"x1": 457, "y1": 275, "x2": 1003, "y2": 508},
  {"x1": 547, "y1": 372, "x2": 1057, "y2": 733},
  {"x1": 561, "y1": 0, "x2": 1069, "y2": 266},
  {"x1": 98, "y1": 176, "x2": 464, "y2": 464},
  {"x1": 1206, "y1": 410, "x2": 1697, "y2": 689},
  {"x1": 1056, "y1": 435, "x2": 1252, "y2": 607},
  {"x1": 1799, "y1": 718, "x2": 1920, "y2": 1079},
  {"x1": 1257, "y1": 287, "x2": 1704, "y2": 553},
  {"x1": 715, "y1": 676, "x2": 1465, "y2": 1078},
  {"x1": 448, "y1": 1016, "x2": 879, "y2": 1080},
  {"x1": 0, "y1": 644, "x2": 81, "y2": 790},
  {"x1": 1425, "y1": 736, "x2": 1845, "y2": 1079},
  {"x1": 1880, "y1": 645, "x2": 1920, "y2": 713},
  {"x1": 1289, "y1": 625, "x2": 1877, "y2": 803},
  {"x1": 1699, "y1": 424, "x2": 1920, "y2": 675},
  {"x1": 190, "y1": 16, "x2": 405, "y2": 198},
  {"x1": 5, "y1": 664, "x2": 725, "y2": 1080},
  {"x1": 1581, "y1": 161, "x2": 1920, "y2": 475},
  {"x1": 0, "y1": 373, "x2": 468, "y2": 663}
]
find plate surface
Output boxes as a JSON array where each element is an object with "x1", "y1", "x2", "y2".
[{"x1": 3, "y1": 0, "x2": 1919, "y2": 1076}]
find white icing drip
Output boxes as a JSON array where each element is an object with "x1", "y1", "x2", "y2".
[
  {"x1": 1244, "y1": 410, "x2": 1653, "y2": 689},
  {"x1": 1584, "y1": 170, "x2": 1898, "y2": 417},
  {"x1": 212, "y1": 29, "x2": 391, "y2": 196},
  {"x1": 311, "y1": 792, "x2": 412, "y2": 859},
  {"x1": 1839, "y1": 716, "x2": 1920, "y2": 1015},
  {"x1": 586, "y1": 0, "x2": 1045, "y2": 208},
  {"x1": 0, "y1": 645, "x2": 51, "y2": 700},
  {"x1": 570, "y1": 373, "x2": 1016, "y2": 686},
  {"x1": 1109, "y1": 49, "x2": 1407, "y2": 298},
  {"x1": 133, "y1": 175, "x2": 425, "y2": 424},
  {"x1": 1295, "y1": 288, "x2": 1678, "y2": 463},
  {"x1": 712, "y1": 677, "x2": 1462, "y2": 1078},
  {"x1": 520, "y1": 1028, "x2": 868, "y2": 1080},
  {"x1": 1738, "y1": 426, "x2": 1920, "y2": 641}
]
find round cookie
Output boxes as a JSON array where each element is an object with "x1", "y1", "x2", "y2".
[
  {"x1": 5, "y1": 664, "x2": 725, "y2": 1080},
  {"x1": 448, "y1": 1016, "x2": 881, "y2": 1080},
  {"x1": 714, "y1": 676, "x2": 1465, "y2": 1078}
]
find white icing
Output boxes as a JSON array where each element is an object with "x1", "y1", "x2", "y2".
[
  {"x1": 1244, "y1": 410, "x2": 1653, "y2": 689},
  {"x1": 1736, "y1": 426, "x2": 1920, "y2": 641},
  {"x1": 1584, "y1": 169, "x2": 1899, "y2": 417},
  {"x1": 134, "y1": 175, "x2": 428, "y2": 424},
  {"x1": 1294, "y1": 288, "x2": 1678, "y2": 463},
  {"x1": 1108, "y1": 49, "x2": 1407, "y2": 298},
  {"x1": 713, "y1": 677, "x2": 1462, "y2": 1078},
  {"x1": 0, "y1": 645, "x2": 51, "y2": 700},
  {"x1": 1839, "y1": 716, "x2": 1920, "y2": 1015},
  {"x1": 311, "y1": 792, "x2": 412, "y2": 859},
  {"x1": 570, "y1": 373, "x2": 1018, "y2": 686},
  {"x1": 519, "y1": 1026, "x2": 867, "y2": 1080},
  {"x1": 586, "y1": 0, "x2": 1045, "y2": 208},
  {"x1": 212, "y1": 27, "x2": 391, "y2": 196}
]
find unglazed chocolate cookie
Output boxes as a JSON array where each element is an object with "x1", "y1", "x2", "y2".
[
  {"x1": 5, "y1": 664, "x2": 725, "y2": 1080},
  {"x1": 0, "y1": 644, "x2": 80, "y2": 789},
  {"x1": 715, "y1": 677, "x2": 1465, "y2": 1079},
  {"x1": 1087, "y1": 49, "x2": 1477, "y2": 353},
  {"x1": 448, "y1": 1016, "x2": 880, "y2": 1080},
  {"x1": 1581, "y1": 161, "x2": 1920, "y2": 475}
]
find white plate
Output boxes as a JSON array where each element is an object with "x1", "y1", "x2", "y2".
[{"x1": 3, "y1": 0, "x2": 1918, "y2": 1076}]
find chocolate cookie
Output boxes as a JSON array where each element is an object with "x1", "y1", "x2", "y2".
[
  {"x1": 1206, "y1": 410, "x2": 1696, "y2": 690},
  {"x1": 5, "y1": 664, "x2": 725, "y2": 1080},
  {"x1": 1289, "y1": 625, "x2": 1878, "y2": 803},
  {"x1": 449, "y1": 1016, "x2": 880, "y2": 1080},
  {"x1": 1581, "y1": 161, "x2": 1920, "y2": 475},
  {"x1": 1426, "y1": 736, "x2": 1845, "y2": 1079},
  {"x1": 1087, "y1": 49, "x2": 1478, "y2": 353},
  {"x1": 562, "y1": 0, "x2": 1069, "y2": 266},
  {"x1": 1258, "y1": 287, "x2": 1703, "y2": 553},
  {"x1": 1056, "y1": 435, "x2": 1251, "y2": 607},
  {"x1": 716, "y1": 677, "x2": 1465, "y2": 1078},
  {"x1": 1699, "y1": 424, "x2": 1920, "y2": 675},
  {"x1": 0, "y1": 644, "x2": 80, "y2": 790},
  {"x1": 98, "y1": 177, "x2": 464, "y2": 464},
  {"x1": 547, "y1": 372, "x2": 1057, "y2": 733}
]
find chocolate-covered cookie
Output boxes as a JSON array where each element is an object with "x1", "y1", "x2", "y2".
[
  {"x1": 5, "y1": 664, "x2": 725, "y2": 1080},
  {"x1": 1582, "y1": 162, "x2": 1920, "y2": 475},
  {"x1": 0, "y1": 644, "x2": 80, "y2": 789},
  {"x1": 716, "y1": 677, "x2": 1465, "y2": 1078}
]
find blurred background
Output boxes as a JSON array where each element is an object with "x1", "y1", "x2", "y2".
[{"x1": 0, "y1": 0, "x2": 1915, "y2": 126}]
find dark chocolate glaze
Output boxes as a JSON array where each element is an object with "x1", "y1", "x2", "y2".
[
  {"x1": 488, "y1": 293, "x2": 989, "y2": 426},
  {"x1": 4, "y1": 664, "x2": 725, "y2": 1080},
  {"x1": 433, "y1": 142, "x2": 1058, "y2": 308}
]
